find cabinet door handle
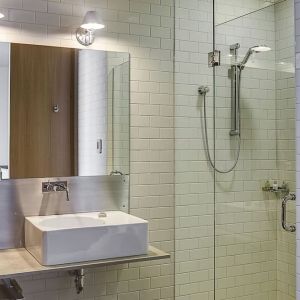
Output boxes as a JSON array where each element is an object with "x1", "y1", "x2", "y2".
[{"x1": 97, "y1": 139, "x2": 103, "y2": 154}]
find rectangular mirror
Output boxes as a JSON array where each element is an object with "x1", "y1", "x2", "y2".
[{"x1": 0, "y1": 43, "x2": 130, "y2": 179}]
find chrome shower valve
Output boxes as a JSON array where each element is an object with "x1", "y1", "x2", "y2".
[{"x1": 198, "y1": 86, "x2": 210, "y2": 95}]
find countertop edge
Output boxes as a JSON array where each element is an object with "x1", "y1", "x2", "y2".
[{"x1": 0, "y1": 245, "x2": 170, "y2": 279}]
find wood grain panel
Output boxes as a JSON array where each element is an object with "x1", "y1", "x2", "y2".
[
  {"x1": 48, "y1": 47, "x2": 75, "y2": 177},
  {"x1": 10, "y1": 44, "x2": 52, "y2": 179},
  {"x1": 10, "y1": 44, "x2": 75, "y2": 178}
]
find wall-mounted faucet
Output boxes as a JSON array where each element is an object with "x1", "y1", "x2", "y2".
[{"x1": 42, "y1": 181, "x2": 70, "y2": 201}]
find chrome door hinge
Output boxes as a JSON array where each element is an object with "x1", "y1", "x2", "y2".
[{"x1": 208, "y1": 50, "x2": 221, "y2": 67}]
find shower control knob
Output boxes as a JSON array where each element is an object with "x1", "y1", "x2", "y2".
[{"x1": 198, "y1": 86, "x2": 210, "y2": 95}]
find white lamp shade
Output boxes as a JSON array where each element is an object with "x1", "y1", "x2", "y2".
[
  {"x1": 0, "y1": 13, "x2": 4, "y2": 19},
  {"x1": 80, "y1": 11, "x2": 105, "y2": 30}
]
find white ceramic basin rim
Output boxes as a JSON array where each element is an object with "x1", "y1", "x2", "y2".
[{"x1": 38, "y1": 215, "x2": 105, "y2": 229}]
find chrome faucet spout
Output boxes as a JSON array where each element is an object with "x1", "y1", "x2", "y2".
[{"x1": 54, "y1": 182, "x2": 70, "y2": 201}]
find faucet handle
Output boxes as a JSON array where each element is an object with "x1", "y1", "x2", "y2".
[
  {"x1": 42, "y1": 181, "x2": 54, "y2": 192},
  {"x1": 42, "y1": 181, "x2": 70, "y2": 201}
]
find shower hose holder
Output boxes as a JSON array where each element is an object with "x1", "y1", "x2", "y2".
[{"x1": 198, "y1": 86, "x2": 210, "y2": 95}]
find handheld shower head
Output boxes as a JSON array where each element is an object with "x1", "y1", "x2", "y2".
[
  {"x1": 239, "y1": 45, "x2": 271, "y2": 69},
  {"x1": 251, "y1": 45, "x2": 272, "y2": 52}
]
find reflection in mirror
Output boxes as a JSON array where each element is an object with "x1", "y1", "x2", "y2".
[{"x1": 0, "y1": 43, "x2": 130, "y2": 180}]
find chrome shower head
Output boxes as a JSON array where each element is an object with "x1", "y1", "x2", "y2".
[
  {"x1": 239, "y1": 45, "x2": 271, "y2": 69},
  {"x1": 251, "y1": 45, "x2": 272, "y2": 52}
]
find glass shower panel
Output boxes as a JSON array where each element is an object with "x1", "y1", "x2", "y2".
[
  {"x1": 274, "y1": 1, "x2": 296, "y2": 299},
  {"x1": 213, "y1": 1, "x2": 296, "y2": 299}
]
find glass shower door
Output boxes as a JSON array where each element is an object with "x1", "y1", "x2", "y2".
[{"x1": 213, "y1": 1, "x2": 296, "y2": 299}]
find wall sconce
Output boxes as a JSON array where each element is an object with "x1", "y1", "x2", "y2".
[
  {"x1": 76, "y1": 11, "x2": 105, "y2": 46},
  {"x1": 0, "y1": 13, "x2": 5, "y2": 19}
]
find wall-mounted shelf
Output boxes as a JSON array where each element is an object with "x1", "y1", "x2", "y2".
[{"x1": 0, "y1": 246, "x2": 170, "y2": 279}]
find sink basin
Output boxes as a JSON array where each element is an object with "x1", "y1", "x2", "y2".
[{"x1": 25, "y1": 211, "x2": 148, "y2": 266}]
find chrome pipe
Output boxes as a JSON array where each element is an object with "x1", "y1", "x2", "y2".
[
  {"x1": 73, "y1": 269, "x2": 85, "y2": 294},
  {"x1": 240, "y1": 48, "x2": 253, "y2": 68},
  {"x1": 0, "y1": 279, "x2": 24, "y2": 299}
]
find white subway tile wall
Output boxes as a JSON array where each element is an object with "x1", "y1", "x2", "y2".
[
  {"x1": 0, "y1": 0, "x2": 175, "y2": 299},
  {"x1": 175, "y1": 1, "x2": 215, "y2": 299}
]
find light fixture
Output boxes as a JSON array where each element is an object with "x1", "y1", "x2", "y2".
[
  {"x1": 0, "y1": 13, "x2": 5, "y2": 19},
  {"x1": 76, "y1": 11, "x2": 105, "y2": 46}
]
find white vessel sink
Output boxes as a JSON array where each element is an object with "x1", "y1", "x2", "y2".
[{"x1": 25, "y1": 211, "x2": 148, "y2": 266}]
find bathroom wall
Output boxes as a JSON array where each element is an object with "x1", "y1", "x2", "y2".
[
  {"x1": 174, "y1": 1, "x2": 215, "y2": 299},
  {"x1": 0, "y1": 0, "x2": 175, "y2": 299}
]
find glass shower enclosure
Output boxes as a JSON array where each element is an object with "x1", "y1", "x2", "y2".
[
  {"x1": 175, "y1": 0, "x2": 296, "y2": 299},
  {"x1": 213, "y1": 1, "x2": 296, "y2": 299}
]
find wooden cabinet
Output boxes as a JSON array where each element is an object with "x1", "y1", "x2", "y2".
[{"x1": 10, "y1": 44, "x2": 75, "y2": 179}]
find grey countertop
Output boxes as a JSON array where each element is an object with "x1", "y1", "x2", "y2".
[{"x1": 0, "y1": 246, "x2": 170, "y2": 279}]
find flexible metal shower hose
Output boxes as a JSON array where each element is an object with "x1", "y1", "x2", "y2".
[{"x1": 202, "y1": 74, "x2": 241, "y2": 174}]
